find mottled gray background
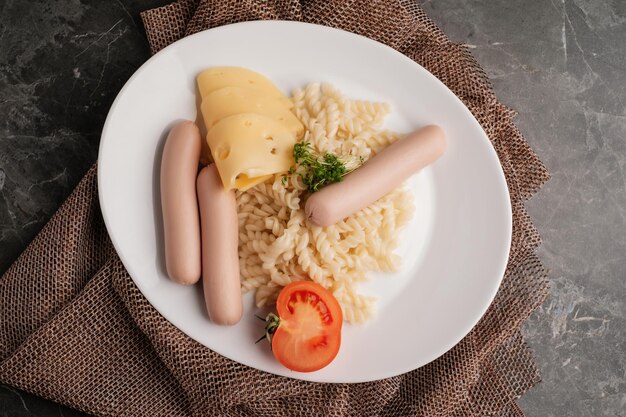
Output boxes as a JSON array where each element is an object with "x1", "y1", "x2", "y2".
[{"x1": 1, "y1": 0, "x2": 624, "y2": 416}]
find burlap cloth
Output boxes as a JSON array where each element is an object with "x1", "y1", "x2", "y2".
[{"x1": 0, "y1": 1, "x2": 550, "y2": 416}]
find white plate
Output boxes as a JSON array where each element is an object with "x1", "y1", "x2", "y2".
[{"x1": 98, "y1": 21, "x2": 511, "y2": 383}]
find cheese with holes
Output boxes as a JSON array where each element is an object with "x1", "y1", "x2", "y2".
[
  {"x1": 197, "y1": 67, "x2": 292, "y2": 109},
  {"x1": 206, "y1": 113, "x2": 296, "y2": 191},
  {"x1": 201, "y1": 86, "x2": 304, "y2": 139}
]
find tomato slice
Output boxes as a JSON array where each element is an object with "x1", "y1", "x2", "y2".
[{"x1": 270, "y1": 281, "x2": 343, "y2": 372}]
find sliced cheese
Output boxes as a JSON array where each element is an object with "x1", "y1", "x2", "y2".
[
  {"x1": 197, "y1": 67, "x2": 292, "y2": 108},
  {"x1": 201, "y1": 86, "x2": 304, "y2": 139},
  {"x1": 207, "y1": 113, "x2": 296, "y2": 191}
]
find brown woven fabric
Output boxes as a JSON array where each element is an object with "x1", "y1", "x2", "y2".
[{"x1": 0, "y1": 1, "x2": 550, "y2": 416}]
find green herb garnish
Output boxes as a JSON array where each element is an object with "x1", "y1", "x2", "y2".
[{"x1": 289, "y1": 142, "x2": 363, "y2": 192}]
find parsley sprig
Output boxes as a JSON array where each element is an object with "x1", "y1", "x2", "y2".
[{"x1": 283, "y1": 142, "x2": 363, "y2": 192}]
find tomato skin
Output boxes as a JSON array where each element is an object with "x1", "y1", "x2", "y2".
[{"x1": 270, "y1": 281, "x2": 343, "y2": 372}]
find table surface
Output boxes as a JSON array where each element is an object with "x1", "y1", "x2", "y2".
[{"x1": 1, "y1": 0, "x2": 624, "y2": 416}]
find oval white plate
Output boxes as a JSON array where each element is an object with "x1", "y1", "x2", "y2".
[{"x1": 98, "y1": 21, "x2": 511, "y2": 383}]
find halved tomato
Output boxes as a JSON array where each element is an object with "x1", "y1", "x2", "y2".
[{"x1": 263, "y1": 281, "x2": 343, "y2": 372}]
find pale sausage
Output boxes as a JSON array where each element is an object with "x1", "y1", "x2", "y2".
[
  {"x1": 305, "y1": 125, "x2": 447, "y2": 227},
  {"x1": 197, "y1": 164, "x2": 243, "y2": 325},
  {"x1": 161, "y1": 120, "x2": 202, "y2": 284}
]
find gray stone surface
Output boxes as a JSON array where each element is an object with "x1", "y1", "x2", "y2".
[{"x1": 1, "y1": 0, "x2": 624, "y2": 416}]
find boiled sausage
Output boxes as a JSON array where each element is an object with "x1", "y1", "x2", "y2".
[
  {"x1": 305, "y1": 125, "x2": 447, "y2": 227},
  {"x1": 197, "y1": 164, "x2": 243, "y2": 325},
  {"x1": 161, "y1": 120, "x2": 202, "y2": 284}
]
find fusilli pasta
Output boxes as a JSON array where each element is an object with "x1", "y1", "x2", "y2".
[{"x1": 237, "y1": 83, "x2": 415, "y2": 323}]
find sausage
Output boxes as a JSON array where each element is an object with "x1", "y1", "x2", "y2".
[
  {"x1": 305, "y1": 125, "x2": 447, "y2": 227},
  {"x1": 161, "y1": 120, "x2": 202, "y2": 284},
  {"x1": 197, "y1": 164, "x2": 243, "y2": 325}
]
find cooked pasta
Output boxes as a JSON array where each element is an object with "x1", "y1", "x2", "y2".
[{"x1": 237, "y1": 83, "x2": 414, "y2": 323}]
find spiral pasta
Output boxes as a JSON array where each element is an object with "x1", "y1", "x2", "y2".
[{"x1": 237, "y1": 83, "x2": 414, "y2": 323}]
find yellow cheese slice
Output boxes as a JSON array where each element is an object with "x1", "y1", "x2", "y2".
[
  {"x1": 197, "y1": 67, "x2": 292, "y2": 109},
  {"x1": 207, "y1": 113, "x2": 296, "y2": 191},
  {"x1": 201, "y1": 86, "x2": 304, "y2": 139}
]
